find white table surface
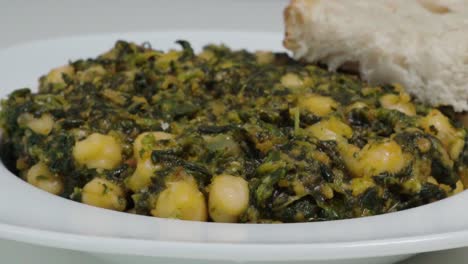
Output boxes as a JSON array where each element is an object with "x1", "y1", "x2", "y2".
[{"x1": 1, "y1": 1, "x2": 467, "y2": 263}]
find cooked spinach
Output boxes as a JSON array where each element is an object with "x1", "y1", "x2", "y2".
[{"x1": 1, "y1": 40, "x2": 466, "y2": 223}]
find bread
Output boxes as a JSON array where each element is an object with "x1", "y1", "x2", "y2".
[{"x1": 284, "y1": 0, "x2": 468, "y2": 112}]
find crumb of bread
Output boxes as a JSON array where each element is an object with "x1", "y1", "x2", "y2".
[{"x1": 284, "y1": 0, "x2": 468, "y2": 112}]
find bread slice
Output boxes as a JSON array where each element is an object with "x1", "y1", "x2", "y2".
[{"x1": 284, "y1": 0, "x2": 468, "y2": 112}]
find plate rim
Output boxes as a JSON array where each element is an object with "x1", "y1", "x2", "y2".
[
  {"x1": 0, "y1": 30, "x2": 467, "y2": 261},
  {"x1": 0, "y1": 221, "x2": 467, "y2": 261}
]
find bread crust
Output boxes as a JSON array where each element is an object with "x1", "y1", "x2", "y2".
[{"x1": 283, "y1": 0, "x2": 308, "y2": 52}]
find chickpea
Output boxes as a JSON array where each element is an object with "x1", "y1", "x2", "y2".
[
  {"x1": 360, "y1": 140, "x2": 408, "y2": 177},
  {"x1": 281, "y1": 73, "x2": 304, "y2": 89},
  {"x1": 126, "y1": 158, "x2": 161, "y2": 192},
  {"x1": 307, "y1": 116, "x2": 353, "y2": 141},
  {"x1": 73, "y1": 133, "x2": 122, "y2": 170},
  {"x1": 45, "y1": 65, "x2": 74, "y2": 85},
  {"x1": 133, "y1": 132, "x2": 175, "y2": 161},
  {"x1": 320, "y1": 184, "x2": 334, "y2": 199},
  {"x1": 402, "y1": 178, "x2": 422, "y2": 193},
  {"x1": 350, "y1": 178, "x2": 375, "y2": 196},
  {"x1": 292, "y1": 180, "x2": 307, "y2": 196},
  {"x1": 208, "y1": 175, "x2": 249, "y2": 223},
  {"x1": 339, "y1": 142, "x2": 363, "y2": 177},
  {"x1": 255, "y1": 51, "x2": 274, "y2": 65},
  {"x1": 340, "y1": 140, "x2": 408, "y2": 178},
  {"x1": 298, "y1": 94, "x2": 338, "y2": 117},
  {"x1": 17, "y1": 113, "x2": 54, "y2": 135},
  {"x1": 379, "y1": 93, "x2": 416, "y2": 116},
  {"x1": 26, "y1": 162, "x2": 63, "y2": 195},
  {"x1": 82, "y1": 177, "x2": 126, "y2": 211},
  {"x1": 421, "y1": 109, "x2": 465, "y2": 160},
  {"x1": 151, "y1": 180, "x2": 207, "y2": 221}
]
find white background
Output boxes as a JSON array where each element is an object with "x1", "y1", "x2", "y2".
[{"x1": 1, "y1": 1, "x2": 467, "y2": 263}]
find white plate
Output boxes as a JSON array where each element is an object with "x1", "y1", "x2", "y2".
[{"x1": 0, "y1": 31, "x2": 468, "y2": 264}]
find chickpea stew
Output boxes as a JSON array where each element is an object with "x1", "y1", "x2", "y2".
[{"x1": 0, "y1": 41, "x2": 467, "y2": 223}]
